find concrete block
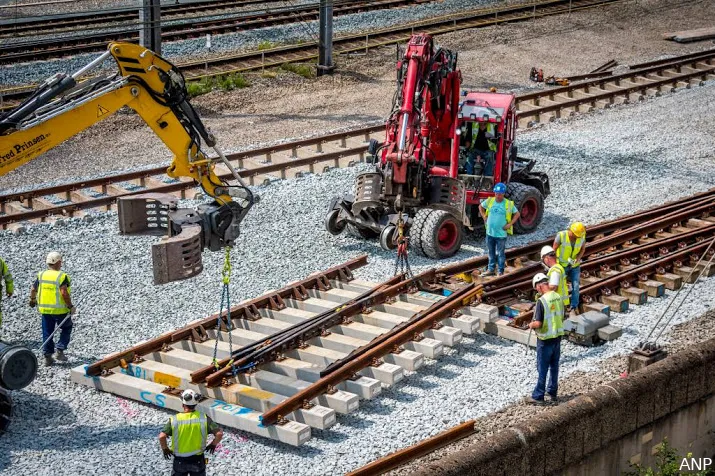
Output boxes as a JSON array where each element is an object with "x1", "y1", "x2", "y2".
[
  {"x1": 424, "y1": 326, "x2": 462, "y2": 347},
  {"x1": 655, "y1": 272, "x2": 682, "y2": 290},
  {"x1": 672, "y1": 266, "x2": 698, "y2": 284},
  {"x1": 695, "y1": 262, "x2": 715, "y2": 277},
  {"x1": 600, "y1": 294, "x2": 629, "y2": 313},
  {"x1": 583, "y1": 302, "x2": 610, "y2": 317},
  {"x1": 636, "y1": 280, "x2": 665, "y2": 297},
  {"x1": 563, "y1": 311, "x2": 609, "y2": 335},
  {"x1": 466, "y1": 303, "x2": 499, "y2": 329},
  {"x1": 486, "y1": 319, "x2": 538, "y2": 347},
  {"x1": 598, "y1": 325, "x2": 623, "y2": 341},
  {"x1": 628, "y1": 350, "x2": 668, "y2": 374},
  {"x1": 443, "y1": 313, "x2": 480, "y2": 335},
  {"x1": 620, "y1": 286, "x2": 648, "y2": 305}
]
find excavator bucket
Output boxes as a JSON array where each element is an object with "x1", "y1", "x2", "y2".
[{"x1": 117, "y1": 194, "x2": 204, "y2": 285}]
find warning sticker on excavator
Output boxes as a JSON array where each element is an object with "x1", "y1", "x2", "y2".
[{"x1": 97, "y1": 105, "x2": 110, "y2": 117}]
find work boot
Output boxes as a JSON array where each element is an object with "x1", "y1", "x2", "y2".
[
  {"x1": 547, "y1": 394, "x2": 559, "y2": 404},
  {"x1": 44, "y1": 354, "x2": 54, "y2": 366},
  {"x1": 481, "y1": 270, "x2": 496, "y2": 277},
  {"x1": 523, "y1": 396, "x2": 545, "y2": 405},
  {"x1": 55, "y1": 349, "x2": 68, "y2": 362}
]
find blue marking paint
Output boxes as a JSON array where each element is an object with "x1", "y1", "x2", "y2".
[
  {"x1": 139, "y1": 391, "x2": 153, "y2": 405},
  {"x1": 155, "y1": 394, "x2": 166, "y2": 408}
]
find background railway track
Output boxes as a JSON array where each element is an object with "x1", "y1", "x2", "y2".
[
  {"x1": 0, "y1": 0, "x2": 625, "y2": 108},
  {"x1": 2, "y1": 48, "x2": 713, "y2": 230},
  {"x1": 71, "y1": 189, "x2": 715, "y2": 446},
  {"x1": 0, "y1": 0, "x2": 428, "y2": 64}
]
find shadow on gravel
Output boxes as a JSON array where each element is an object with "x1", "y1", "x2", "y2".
[{"x1": 377, "y1": 387, "x2": 420, "y2": 404}]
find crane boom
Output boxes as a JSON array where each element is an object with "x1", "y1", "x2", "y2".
[{"x1": 0, "y1": 43, "x2": 254, "y2": 284}]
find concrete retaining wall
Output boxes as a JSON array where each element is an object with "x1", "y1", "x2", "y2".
[{"x1": 416, "y1": 338, "x2": 715, "y2": 476}]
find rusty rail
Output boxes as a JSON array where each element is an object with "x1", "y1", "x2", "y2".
[
  {"x1": 84, "y1": 255, "x2": 368, "y2": 376},
  {"x1": 259, "y1": 283, "x2": 483, "y2": 426}
]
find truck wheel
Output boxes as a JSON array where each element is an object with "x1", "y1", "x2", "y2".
[
  {"x1": 379, "y1": 225, "x2": 397, "y2": 251},
  {"x1": 507, "y1": 182, "x2": 544, "y2": 234},
  {"x1": 420, "y1": 210, "x2": 463, "y2": 259},
  {"x1": 324, "y1": 209, "x2": 346, "y2": 235},
  {"x1": 346, "y1": 223, "x2": 378, "y2": 239},
  {"x1": 409, "y1": 208, "x2": 434, "y2": 257}
]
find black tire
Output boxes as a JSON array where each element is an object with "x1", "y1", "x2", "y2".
[
  {"x1": 324, "y1": 209, "x2": 346, "y2": 236},
  {"x1": 506, "y1": 182, "x2": 544, "y2": 234},
  {"x1": 379, "y1": 225, "x2": 397, "y2": 251},
  {"x1": 409, "y1": 208, "x2": 434, "y2": 257},
  {"x1": 346, "y1": 223, "x2": 379, "y2": 239},
  {"x1": 420, "y1": 210, "x2": 464, "y2": 259}
]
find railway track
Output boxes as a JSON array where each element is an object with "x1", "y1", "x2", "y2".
[
  {"x1": 0, "y1": 0, "x2": 626, "y2": 107},
  {"x1": 0, "y1": 0, "x2": 428, "y2": 64},
  {"x1": 70, "y1": 188, "x2": 715, "y2": 447},
  {"x1": 1, "y1": 47, "x2": 713, "y2": 230}
]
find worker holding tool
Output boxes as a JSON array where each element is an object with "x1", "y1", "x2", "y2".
[
  {"x1": 553, "y1": 222, "x2": 586, "y2": 313},
  {"x1": 540, "y1": 245, "x2": 570, "y2": 308},
  {"x1": 525, "y1": 273, "x2": 565, "y2": 405},
  {"x1": 159, "y1": 389, "x2": 224, "y2": 476},
  {"x1": 29, "y1": 252, "x2": 74, "y2": 366},
  {"x1": 479, "y1": 183, "x2": 520, "y2": 277},
  {"x1": 466, "y1": 121, "x2": 497, "y2": 176},
  {"x1": 0, "y1": 255, "x2": 13, "y2": 329}
]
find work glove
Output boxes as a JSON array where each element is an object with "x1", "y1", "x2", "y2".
[
  {"x1": 29, "y1": 299, "x2": 36, "y2": 308},
  {"x1": 205, "y1": 443, "x2": 217, "y2": 455},
  {"x1": 162, "y1": 447, "x2": 173, "y2": 460}
]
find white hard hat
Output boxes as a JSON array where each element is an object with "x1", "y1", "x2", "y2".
[
  {"x1": 181, "y1": 389, "x2": 200, "y2": 406},
  {"x1": 532, "y1": 273, "x2": 548, "y2": 289},
  {"x1": 540, "y1": 245, "x2": 555, "y2": 259},
  {"x1": 46, "y1": 251, "x2": 62, "y2": 265}
]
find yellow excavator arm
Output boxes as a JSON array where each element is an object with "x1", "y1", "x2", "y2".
[{"x1": 0, "y1": 43, "x2": 254, "y2": 284}]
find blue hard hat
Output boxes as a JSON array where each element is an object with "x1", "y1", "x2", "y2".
[{"x1": 493, "y1": 183, "x2": 507, "y2": 194}]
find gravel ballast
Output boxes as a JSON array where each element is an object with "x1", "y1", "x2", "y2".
[{"x1": 0, "y1": 76, "x2": 714, "y2": 474}]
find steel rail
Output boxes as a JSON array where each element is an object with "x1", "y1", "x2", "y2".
[
  {"x1": 0, "y1": 0, "x2": 426, "y2": 64},
  {"x1": 259, "y1": 282, "x2": 484, "y2": 425},
  {"x1": 83, "y1": 255, "x2": 368, "y2": 376},
  {"x1": 346, "y1": 420, "x2": 477, "y2": 476}
]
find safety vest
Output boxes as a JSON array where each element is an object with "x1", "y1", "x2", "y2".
[
  {"x1": 471, "y1": 123, "x2": 497, "y2": 152},
  {"x1": 556, "y1": 230, "x2": 585, "y2": 268},
  {"x1": 37, "y1": 269, "x2": 71, "y2": 315},
  {"x1": 484, "y1": 197, "x2": 515, "y2": 235},
  {"x1": 547, "y1": 263, "x2": 570, "y2": 306},
  {"x1": 536, "y1": 291, "x2": 565, "y2": 340},
  {"x1": 170, "y1": 411, "x2": 208, "y2": 457},
  {"x1": 0, "y1": 257, "x2": 13, "y2": 299}
]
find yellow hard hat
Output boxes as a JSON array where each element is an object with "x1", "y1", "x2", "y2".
[{"x1": 570, "y1": 222, "x2": 586, "y2": 238}]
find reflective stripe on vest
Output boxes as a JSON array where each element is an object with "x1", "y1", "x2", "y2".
[
  {"x1": 170, "y1": 412, "x2": 208, "y2": 457},
  {"x1": 37, "y1": 269, "x2": 70, "y2": 315},
  {"x1": 536, "y1": 291, "x2": 565, "y2": 340},
  {"x1": 547, "y1": 263, "x2": 570, "y2": 306},
  {"x1": 556, "y1": 230, "x2": 584, "y2": 267},
  {"x1": 484, "y1": 197, "x2": 514, "y2": 235}
]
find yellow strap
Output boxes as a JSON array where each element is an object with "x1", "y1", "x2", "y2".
[{"x1": 222, "y1": 247, "x2": 231, "y2": 285}]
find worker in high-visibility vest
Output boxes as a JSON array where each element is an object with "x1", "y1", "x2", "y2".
[
  {"x1": 553, "y1": 222, "x2": 586, "y2": 313},
  {"x1": 540, "y1": 245, "x2": 569, "y2": 307},
  {"x1": 466, "y1": 121, "x2": 497, "y2": 176},
  {"x1": 525, "y1": 273, "x2": 565, "y2": 405},
  {"x1": 0, "y1": 256, "x2": 14, "y2": 329},
  {"x1": 159, "y1": 389, "x2": 223, "y2": 476},
  {"x1": 29, "y1": 252, "x2": 75, "y2": 367},
  {"x1": 479, "y1": 182, "x2": 520, "y2": 276}
]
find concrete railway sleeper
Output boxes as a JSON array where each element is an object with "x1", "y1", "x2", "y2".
[{"x1": 71, "y1": 189, "x2": 715, "y2": 445}]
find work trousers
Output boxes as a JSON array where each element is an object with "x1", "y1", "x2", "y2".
[
  {"x1": 466, "y1": 149, "x2": 495, "y2": 176},
  {"x1": 486, "y1": 235, "x2": 506, "y2": 274},
  {"x1": 565, "y1": 265, "x2": 581, "y2": 310},
  {"x1": 172, "y1": 455, "x2": 206, "y2": 476},
  {"x1": 41, "y1": 313, "x2": 72, "y2": 356},
  {"x1": 532, "y1": 336, "x2": 561, "y2": 400}
]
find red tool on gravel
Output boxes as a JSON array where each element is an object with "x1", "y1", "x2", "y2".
[{"x1": 326, "y1": 34, "x2": 550, "y2": 259}]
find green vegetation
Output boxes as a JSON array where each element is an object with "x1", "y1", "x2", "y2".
[
  {"x1": 257, "y1": 40, "x2": 279, "y2": 50},
  {"x1": 625, "y1": 439, "x2": 712, "y2": 476},
  {"x1": 280, "y1": 63, "x2": 314, "y2": 79},
  {"x1": 186, "y1": 73, "x2": 250, "y2": 97}
]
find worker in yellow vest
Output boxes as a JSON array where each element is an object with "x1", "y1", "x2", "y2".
[
  {"x1": 525, "y1": 273, "x2": 565, "y2": 405},
  {"x1": 479, "y1": 182, "x2": 520, "y2": 276},
  {"x1": 159, "y1": 389, "x2": 223, "y2": 476},
  {"x1": 540, "y1": 245, "x2": 569, "y2": 307},
  {"x1": 553, "y1": 222, "x2": 586, "y2": 313},
  {"x1": 29, "y1": 252, "x2": 74, "y2": 366},
  {"x1": 0, "y1": 256, "x2": 14, "y2": 329}
]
